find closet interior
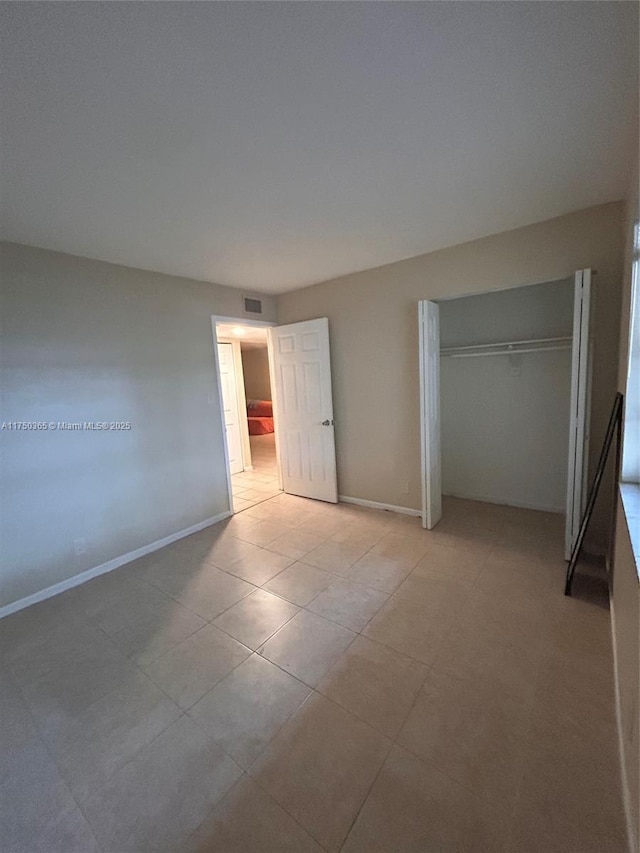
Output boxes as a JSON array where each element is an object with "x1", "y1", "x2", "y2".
[{"x1": 438, "y1": 278, "x2": 576, "y2": 515}]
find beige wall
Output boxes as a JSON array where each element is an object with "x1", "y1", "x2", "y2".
[
  {"x1": 613, "y1": 494, "x2": 639, "y2": 853},
  {"x1": 278, "y1": 201, "x2": 626, "y2": 547},
  {"x1": 613, "y1": 168, "x2": 640, "y2": 853},
  {"x1": 241, "y1": 346, "x2": 271, "y2": 401},
  {"x1": 0, "y1": 242, "x2": 276, "y2": 610}
]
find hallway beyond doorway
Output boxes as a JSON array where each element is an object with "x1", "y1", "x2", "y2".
[{"x1": 231, "y1": 434, "x2": 280, "y2": 512}]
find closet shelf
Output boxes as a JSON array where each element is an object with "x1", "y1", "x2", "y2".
[{"x1": 440, "y1": 336, "x2": 572, "y2": 359}]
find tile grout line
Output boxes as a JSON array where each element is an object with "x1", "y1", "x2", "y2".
[
  {"x1": 336, "y1": 719, "x2": 396, "y2": 853},
  {"x1": 8, "y1": 664, "x2": 105, "y2": 853},
  {"x1": 5, "y1": 498, "x2": 598, "y2": 852}
]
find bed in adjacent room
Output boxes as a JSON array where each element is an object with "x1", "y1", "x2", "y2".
[{"x1": 246, "y1": 399, "x2": 274, "y2": 435}]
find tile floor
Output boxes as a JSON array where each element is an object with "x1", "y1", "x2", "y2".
[
  {"x1": 231, "y1": 433, "x2": 281, "y2": 513},
  {"x1": 0, "y1": 495, "x2": 627, "y2": 852}
]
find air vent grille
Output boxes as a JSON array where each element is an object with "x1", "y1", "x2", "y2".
[{"x1": 243, "y1": 296, "x2": 263, "y2": 315}]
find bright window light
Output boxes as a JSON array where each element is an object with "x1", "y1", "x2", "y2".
[{"x1": 622, "y1": 220, "x2": 640, "y2": 484}]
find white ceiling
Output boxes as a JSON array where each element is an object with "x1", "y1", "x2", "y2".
[
  {"x1": 217, "y1": 323, "x2": 268, "y2": 347},
  {"x1": 1, "y1": 2, "x2": 637, "y2": 294}
]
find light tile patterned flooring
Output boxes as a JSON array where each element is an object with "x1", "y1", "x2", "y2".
[
  {"x1": 0, "y1": 495, "x2": 627, "y2": 852},
  {"x1": 231, "y1": 434, "x2": 281, "y2": 513}
]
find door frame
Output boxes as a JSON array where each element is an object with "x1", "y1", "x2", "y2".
[
  {"x1": 211, "y1": 315, "x2": 279, "y2": 513},
  {"x1": 216, "y1": 337, "x2": 252, "y2": 473},
  {"x1": 419, "y1": 271, "x2": 593, "y2": 545}
]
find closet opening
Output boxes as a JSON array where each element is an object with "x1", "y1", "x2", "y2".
[
  {"x1": 419, "y1": 271, "x2": 592, "y2": 559},
  {"x1": 213, "y1": 320, "x2": 281, "y2": 513}
]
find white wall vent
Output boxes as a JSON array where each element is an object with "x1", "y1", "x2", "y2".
[{"x1": 243, "y1": 295, "x2": 263, "y2": 316}]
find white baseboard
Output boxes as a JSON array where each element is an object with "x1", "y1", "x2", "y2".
[
  {"x1": 338, "y1": 495, "x2": 421, "y2": 517},
  {"x1": 609, "y1": 597, "x2": 638, "y2": 853},
  {"x1": 442, "y1": 490, "x2": 565, "y2": 515},
  {"x1": 0, "y1": 510, "x2": 233, "y2": 621}
]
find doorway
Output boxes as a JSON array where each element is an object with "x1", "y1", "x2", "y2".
[
  {"x1": 215, "y1": 321, "x2": 281, "y2": 512},
  {"x1": 419, "y1": 270, "x2": 592, "y2": 559},
  {"x1": 212, "y1": 315, "x2": 339, "y2": 514}
]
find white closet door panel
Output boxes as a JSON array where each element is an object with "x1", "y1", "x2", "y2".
[
  {"x1": 420, "y1": 300, "x2": 442, "y2": 529},
  {"x1": 565, "y1": 269, "x2": 592, "y2": 559}
]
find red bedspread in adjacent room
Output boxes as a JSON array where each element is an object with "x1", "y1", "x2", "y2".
[
  {"x1": 247, "y1": 400, "x2": 274, "y2": 434},
  {"x1": 248, "y1": 416, "x2": 274, "y2": 435}
]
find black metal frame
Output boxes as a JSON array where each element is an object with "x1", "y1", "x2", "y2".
[{"x1": 564, "y1": 392, "x2": 624, "y2": 596}]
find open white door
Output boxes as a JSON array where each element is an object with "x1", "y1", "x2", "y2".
[
  {"x1": 217, "y1": 342, "x2": 244, "y2": 476},
  {"x1": 268, "y1": 318, "x2": 338, "y2": 503},
  {"x1": 419, "y1": 300, "x2": 442, "y2": 529},
  {"x1": 565, "y1": 269, "x2": 592, "y2": 559}
]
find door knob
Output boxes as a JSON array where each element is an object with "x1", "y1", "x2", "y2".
[{"x1": 321, "y1": 419, "x2": 334, "y2": 426}]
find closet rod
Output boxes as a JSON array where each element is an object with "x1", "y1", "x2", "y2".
[
  {"x1": 441, "y1": 335, "x2": 572, "y2": 359},
  {"x1": 442, "y1": 344, "x2": 571, "y2": 359}
]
